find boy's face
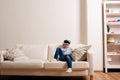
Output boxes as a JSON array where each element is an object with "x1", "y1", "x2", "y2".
[{"x1": 63, "y1": 43, "x2": 69, "y2": 48}]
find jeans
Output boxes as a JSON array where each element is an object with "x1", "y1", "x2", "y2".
[{"x1": 54, "y1": 48, "x2": 72, "y2": 68}]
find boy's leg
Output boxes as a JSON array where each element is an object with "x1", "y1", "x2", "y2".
[
  {"x1": 54, "y1": 48, "x2": 64, "y2": 60},
  {"x1": 64, "y1": 55, "x2": 72, "y2": 68},
  {"x1": 54, "y1": 48, "x2": 60, "y2": 59}
]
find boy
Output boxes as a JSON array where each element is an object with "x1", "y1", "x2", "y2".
[{"x1": 54, "y1": 40, "x2": 73, "y2": 73}]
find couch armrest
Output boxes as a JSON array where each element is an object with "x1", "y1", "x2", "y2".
[
  {"x1": 87, "y1": 51, "x2": 94, "y2": 76},
  {"x1": 0, "y1": 50, "x2": 4, "y2": 62}
]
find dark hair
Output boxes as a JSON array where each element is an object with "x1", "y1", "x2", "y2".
[{"x1": 63, "y1": 40, "x2": 71, "y2": 44}]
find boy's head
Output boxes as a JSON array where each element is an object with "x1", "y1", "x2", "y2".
[{"x1": 62, "y1": 40, "x2": 71, "y2": 48}]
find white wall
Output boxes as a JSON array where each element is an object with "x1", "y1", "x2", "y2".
[
  {"x1": 0, "y1": 0, "x2": 81, "y2": 49},
  {"x1": 0, "y1": 0, "x2": 103, "y2": 71},
  {"x1": 86, "y1": 0, "x2": 103, "y2": 71}
]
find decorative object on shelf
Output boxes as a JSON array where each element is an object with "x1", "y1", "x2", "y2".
[
  {"x1": 108, "y1": 19, "x2": 117, "y2": 22},
  {"x1": 106, "y1": 0, "x2": 120, "y2": 1},
  {"x1": 117, "y1": 50, "x2": 120, "y2": 54},
  {"x1": 106, "y1": 8, "x2": 112, "y2": 13},
  {"x1": 117, "y1": 19, "x2": 120, "y2": 22},
  {"x1": 107, "y1": 57, "x2": 112, "y2": 61},
  {"x1": 111, "y1": 32, "x2": 114, "y2": 34},
  {"x1": 107, "y1": 25, "x2": 110, "y2": 33},
  {"x1": 106, "y1": 8, "x2": 110, "y2": 13},
  {"x1": 106, "y1": 8, "x2": 120, "y2": 14},
  {"x1": 115, "y1": 40, "x2": 120, "y2": 44},
  {"x1": 107, "y1": 37, "x2": 115, "y2": 43}
]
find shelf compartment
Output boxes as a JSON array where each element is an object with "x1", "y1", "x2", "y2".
[
  {"x1": 107, "y1": 65, "x2": 120, "y2": 68},
  {"x1": 107, "y1": 33, "x2": 120, "y2": 36},
  {"x1": 107, "y1": 43, "x2": 120, "y2": 46},
  {"x1": 107, "y1": 56, "x2": 120, "y2": 68},
  {"x1": 106, "y1": 13, "x2": 120, "y2": 17},
  {"x1": 105, "y1": 1, "x2": 120, "y2": 6},
  {"x1": 105, "y1": 1, "x2": 120, "y2": 4},
  {"x1": 107, "y1": 22, "x2": 120, "y2": 25},
  {"x1": 107, "y1": 52, "x2": 119, "y2": 55},
  {"x1": 107, "y1": 53, "x2": 120, "y2": 56}
]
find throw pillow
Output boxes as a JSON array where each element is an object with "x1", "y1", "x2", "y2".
[
  {"x1": 3, "y1": 48, "x2": 15, "y2": 61},
  {"x1": 13, "y1": 47, "x2": 29, "y2": 61},
  {"x1": 3, "y1": 47, "x2": 29, "y2": 61},
  {"x1": 71, "y1": 45, "x2": 91, "y2": 61}
]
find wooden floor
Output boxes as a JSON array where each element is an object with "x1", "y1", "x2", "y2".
[
  {"x1": 93, "y1": 72, "x2": 120, "y2": 80},
  {"x1": 0, "y1": 72, "x2": 120, "y2": 80}
]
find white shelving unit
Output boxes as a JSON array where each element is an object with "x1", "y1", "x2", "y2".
[
  {"x1": 107, "y1": 22, "x2": 120, "y2": 25},
  {"x1": 106, "y1": 13, "x2": 120, "y2": 17},
  {"x1": 103, "y1": 1, "x2": 120, "y2": 73}
]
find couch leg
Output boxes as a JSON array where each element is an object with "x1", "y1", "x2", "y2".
[{"x1": 90, "y1": 75, "x2": 93, "y2": 80}]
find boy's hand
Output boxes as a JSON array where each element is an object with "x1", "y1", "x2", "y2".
[{"x1": 72, "y1": 49, "x2": 77, "y2": 53}]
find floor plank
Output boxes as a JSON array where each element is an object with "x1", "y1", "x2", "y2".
[{"x1": 0, "y1": 72, "x2": 120, "y2": 80}]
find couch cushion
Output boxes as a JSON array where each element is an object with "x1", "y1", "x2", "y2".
[
  {"x1": 44, "y1": 61, "x2": 89, "y2": 70},
  {"x1": 16, "y1": 44, "x2": 48, "y2": 60},
  {"x1": 1, "y1": 59, "x2": 46, "y2": 69},
  {"x1": 14, "y1": 47, "x2": 30, "y2": 61},
  {"x1": 48, "y1": 44, "x2": 87, "y2": 61}
]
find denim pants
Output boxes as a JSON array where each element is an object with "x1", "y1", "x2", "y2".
[{"x1": 54, "y1": 48, "x2": 72, "y2": 68}]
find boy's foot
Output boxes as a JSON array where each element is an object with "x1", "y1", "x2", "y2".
[
  {"x1": 52, "y1": 59, "x2": 57, "y2": 62},
  {"x1": 66, "y1": 68, "x2": 72, "y2": 73}
]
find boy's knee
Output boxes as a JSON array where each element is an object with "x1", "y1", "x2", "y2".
[
  {"x1": 57, "y1": 47, "x2": 60, "y2": 49},
  {"x1": 56, "y1": 48, "x2": 61, "y2": 50}
]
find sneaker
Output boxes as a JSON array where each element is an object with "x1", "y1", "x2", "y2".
[
  {"x1": 52, "y1": 59, "x2": 57, "y2": 62},
  {"x1": 66, "y1": 68, "x2": 72, "y2": 73}
]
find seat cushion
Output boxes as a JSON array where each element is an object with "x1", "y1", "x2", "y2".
[
  {"x1": 1, "y1": 59, "x2": 46, "y2": 69},
  {"x1": 44, "y1": 61, "x2": 89, "y2": 70}
]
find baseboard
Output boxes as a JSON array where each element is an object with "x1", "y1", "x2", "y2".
[{"x1": 103, "y1": 68, "x2": 120, "y2": 72}]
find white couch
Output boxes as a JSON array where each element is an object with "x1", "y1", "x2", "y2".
[{"x1": 0, "y1": 44, "x2": 94, "y2": 80}]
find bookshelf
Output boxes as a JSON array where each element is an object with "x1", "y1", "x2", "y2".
[{"x1": 103, "y1": 1, "x2": 120, "y2": 72}]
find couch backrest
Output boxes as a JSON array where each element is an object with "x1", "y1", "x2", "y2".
[
  {"x1": 48, "y1": 44, "x2": 85, "y2": 61},
  {"x1": 16, "y1": 44, "x2": 48, "y2": 60}
]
